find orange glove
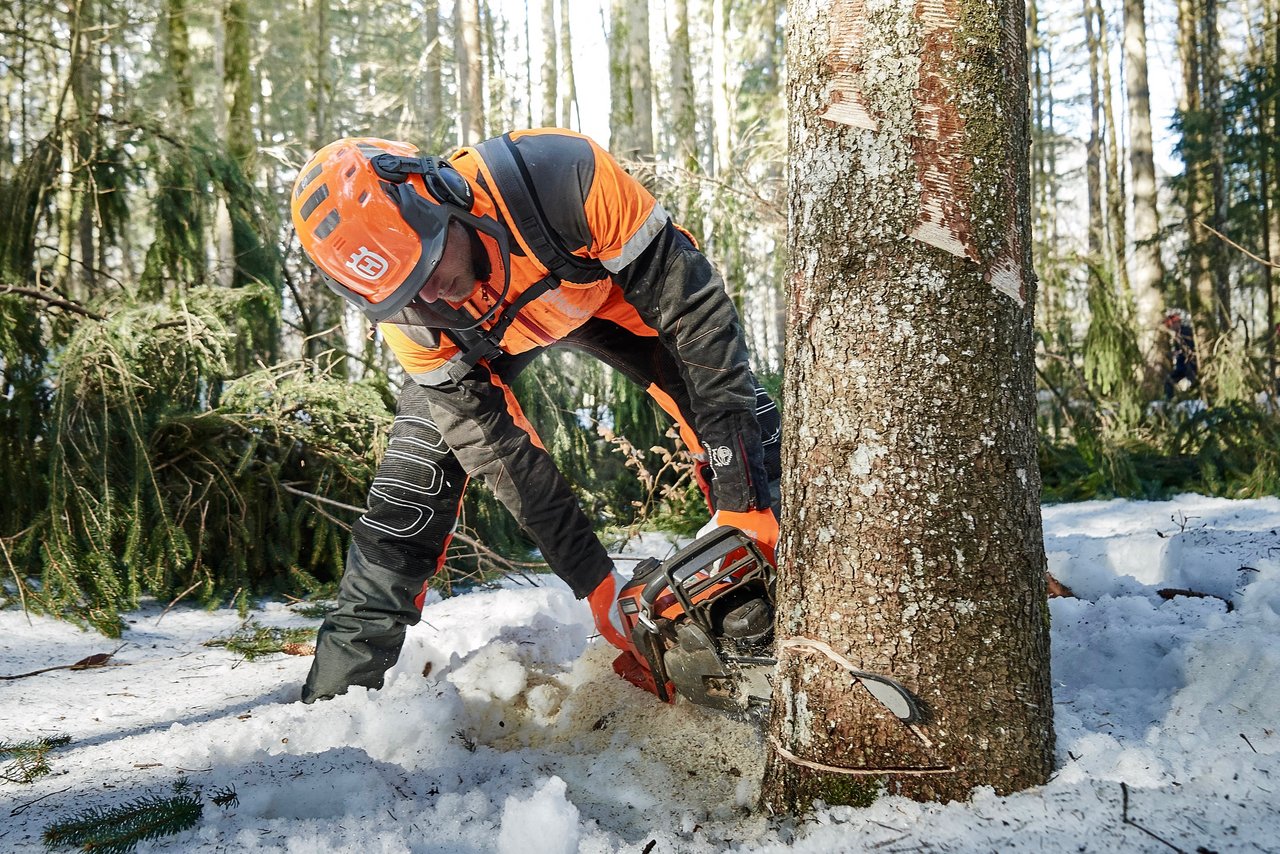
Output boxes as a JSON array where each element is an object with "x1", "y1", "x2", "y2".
[
  {"x1": 586, "y1": 568, "x2": 632, "y2": 652},
  {"x1": 698, "y1": 508, "x2": 779, "y2": 565}
]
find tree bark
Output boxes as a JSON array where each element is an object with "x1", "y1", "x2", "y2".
[
  {"x1": 711, "y1": 0, "x2": 731, "y2": 175},
  {"x1": 1203, "y1": 0, "x2": 1230, "y2": 331},
  {"x1": 608, "y1": 0, "x2": 628, "y2": 154},
  {"x1": 626, "y1": 0, "x2": 653, "y2": 158},
  {"x1": 165, "y1": 0, "x2": 194, "y2": 120},
  {"x1": 540, "y1": 0, "x2": 557, "y2": 126},
  {"x1": 1177, "y1": 0, "x2": 1213, "y2": 327},
  {"x1": 669, "y1": 0, "x2": 697, "y2": 171},
  {"x1": 1124, "y1": 0, "x2": 1168, "y2": 383},
  {"x1": 1083, "y1": 0, "x2": 1105, "y2": 260},
  {"x1": 425, "y1": 0, "x2": 444, "y2": 147},
  {"x1": 1097, "y1": 0, "x2": 1129, "y2": 293},
  {"x1": 762, "y1": 0, "x2": 1054, "y2": 811},
  {"x1": 455, "y1": 0, "x2": 485, "y2": 144},
  {"x1": 558, "y1": 0, "x2": 577, "y2": 128}
]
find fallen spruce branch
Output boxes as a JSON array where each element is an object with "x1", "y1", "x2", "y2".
[
  {"x1": 203, "y1": 622, "x2": 317, "y2": 661},
  {"x1": 1, "y1": 734, "x2": 73, "y2": 784},
  {"x1": 0, "y1": 647, "x2": 126, "y2": 681}
]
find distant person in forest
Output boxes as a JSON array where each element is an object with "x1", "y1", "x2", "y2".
[
  {"x1": 1164, "y1": 309, "x2": 1198, "y2": 399},
  {"x1": 289, "y1": 130, "x2": 781, "y2": 703}
]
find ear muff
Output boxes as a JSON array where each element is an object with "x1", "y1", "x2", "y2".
[
  {"x1": 369, "y1": 153, "x2": 474, "y2": 211},
  {"x1": 425, "y1": 159, "x2": 475, "y2": 210}
]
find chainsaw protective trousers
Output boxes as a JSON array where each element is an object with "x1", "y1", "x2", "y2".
[{"x1": 301, "y1": 322, "x2": 782, "y2": 703}]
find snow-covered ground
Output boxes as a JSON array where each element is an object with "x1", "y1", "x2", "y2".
[{"x1": 2, "y1": 496, "x2": 1278, "y2": 853}]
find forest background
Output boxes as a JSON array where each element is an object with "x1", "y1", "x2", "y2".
[{"x1": 0, "y1": 0, "x2": 1277, "y2": 636}]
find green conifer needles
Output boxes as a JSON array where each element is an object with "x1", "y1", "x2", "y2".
[
  {"x1": 0, "y1": 734, "x2": 72, "y2": 783},
  {"x1": 42, "y1": 792, "x2": 203, "y2": 854}
]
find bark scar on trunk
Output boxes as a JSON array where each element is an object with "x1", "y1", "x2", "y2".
[{"x1": 819, "y1": 0, "x2": 877, "y2": 129}]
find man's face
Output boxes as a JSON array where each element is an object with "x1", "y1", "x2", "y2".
[{"x1": 418, "y1": 221, "x2": 477, "y2": 304}]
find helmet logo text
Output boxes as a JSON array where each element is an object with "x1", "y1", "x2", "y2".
[
  {"x1": 709, "y1": 446, "x2": 734, "y2": 469},
  {"x1": 346, "y1": 246, "x2": 389, "y2": 280}
]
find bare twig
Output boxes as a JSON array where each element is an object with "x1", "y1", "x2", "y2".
[
  {"x1": 1197, "y1": 220, "x2": 1280, "y2": 270},
  {"x1": 10, "y1": 786, "x2": 73, "y2": 817},
  {"x1": 156, "y1": 580, "x2": 205, "y2": 625},
  {"x1": 0, "y1": 645, "x2": 127, "y2": 680},
  {"x1": 1120, "y1": 782, "x2": 1187, "y2": 854},
  {"x1": 0, "y1": 284, "x2": 106, "y2": 320},
  {"x1": 0, "y1": 536, "x2": 31, "y2": 622}
]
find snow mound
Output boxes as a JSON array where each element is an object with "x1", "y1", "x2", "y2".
[{"x1": 497, "y1": 776, "x2": 580, "y2": 854}]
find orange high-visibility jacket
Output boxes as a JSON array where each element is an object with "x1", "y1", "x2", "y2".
[{"x1": 378, "y1": 129, "x2": 770, "y2": 596}]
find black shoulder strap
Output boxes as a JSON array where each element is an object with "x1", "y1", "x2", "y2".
[
  {"x1": 439, "y1": 274, "x2": 561, "y2": 384},
  {"x1": 474, "y1": 134, "x2": 606, "y2": 285}
]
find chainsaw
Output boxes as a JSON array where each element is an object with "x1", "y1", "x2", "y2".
[{"x1": 611, "y1": 526, "x2": 922, "y2": 723}]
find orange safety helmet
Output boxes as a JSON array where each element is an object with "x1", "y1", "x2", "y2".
[{"x1": 290, "y1": 137, "x2": 512, "y2": 325}]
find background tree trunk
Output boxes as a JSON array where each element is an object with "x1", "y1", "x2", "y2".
[
  {"x1": 710, "y1": 0, "x2": 731, "y2": 175},
  {"x1": 762, "y1": 0, "x2": 1054, "y2": 811},
  {"x1": 625, "y1": 0, "x2": 653, "y2": 158},
  {"x1": 1124, "y1": 0, "x2": 1168, "y2": 382},
  {"x1": 557, "y1": 0, "x2": 577, "y2": 129},
  {"x1": 456, "y1": 0, "x2": 484, "y2": 144},
  {"x1": 668, "y1": 0, "x2": 697, "y2": 172},
  {"x1": 1098, "y1": 1, "x2": 1129, "y2": 293},
  {"x1": 1203, "y1": 0, "x2": 1231, "y2": 331},
  {"x1": 1178, "y1": 0, "x2": 1213, "y2": 328},
  {"x1": 1084, "y1": 0, "x2": 1105, "y2": 260},
  {"x1": 540, "y1": 0, "x2": 557, "y2": 126}
]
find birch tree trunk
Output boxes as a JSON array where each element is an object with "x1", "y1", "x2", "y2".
[
  {"x1": 762, "y1": 0, "x2": 1054, "y2": 811},
  {"x1": 1124, "y1": 0, "x2": 1168, "y2": 381}
]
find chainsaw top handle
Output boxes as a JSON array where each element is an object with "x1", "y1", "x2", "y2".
[{"x1": 637, "y1": 526, "x2": 772, "y2": 629}]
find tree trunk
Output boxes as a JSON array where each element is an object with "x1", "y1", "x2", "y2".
[
  {"x1": 626, "y1": 0, "x2": 653, "y2": 158},
  {"x1": 424, "y1": 0, "x2": 444, "y2": 147},
  {"x1": 608, "y1": 0, "x2": 633, "y2": 157},
  {"x1": 1124, "y1": 0, "x2": 1168, "y2": 383},
  {"x1": 225, "y1": 0, "x2": 254, "y2": 278},
  {"x1": 1178, "y1": 0, "x2": 1212, "y2": 327},
  {"x1": 1083, "y1": 0, "x2": 1105, "y2": 260},
  {"x1": 312, "y1": 0, "x2": 328, "y2": 149},
  {"x1": 668, "y1": 0, "x2": 697, "y2": 171},
  {"x1": 711, "y1": 0, "x2": 731, "y2": 175},
  {"x1": 1098, "y1": 0, "x2": 1129, "y2": 293},
  {"x1": 1203, "y1": 0, "x2": 1230, "y2": 331},
  {"x1": 456, "y1": 0, "x2": 484, "y2": 144},
  {"x1": 762, "y1": 0, "x2": 1054, "y2": 812},
  {"x1": 558, "y1": 0, "x2": 577, "y2": 128},
  {"x1": 540, "y1": 0, "x2": 557, "y2": 126},
  {"x1": 165, "y1": 0, "x2": 194, "y2": 119}
]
